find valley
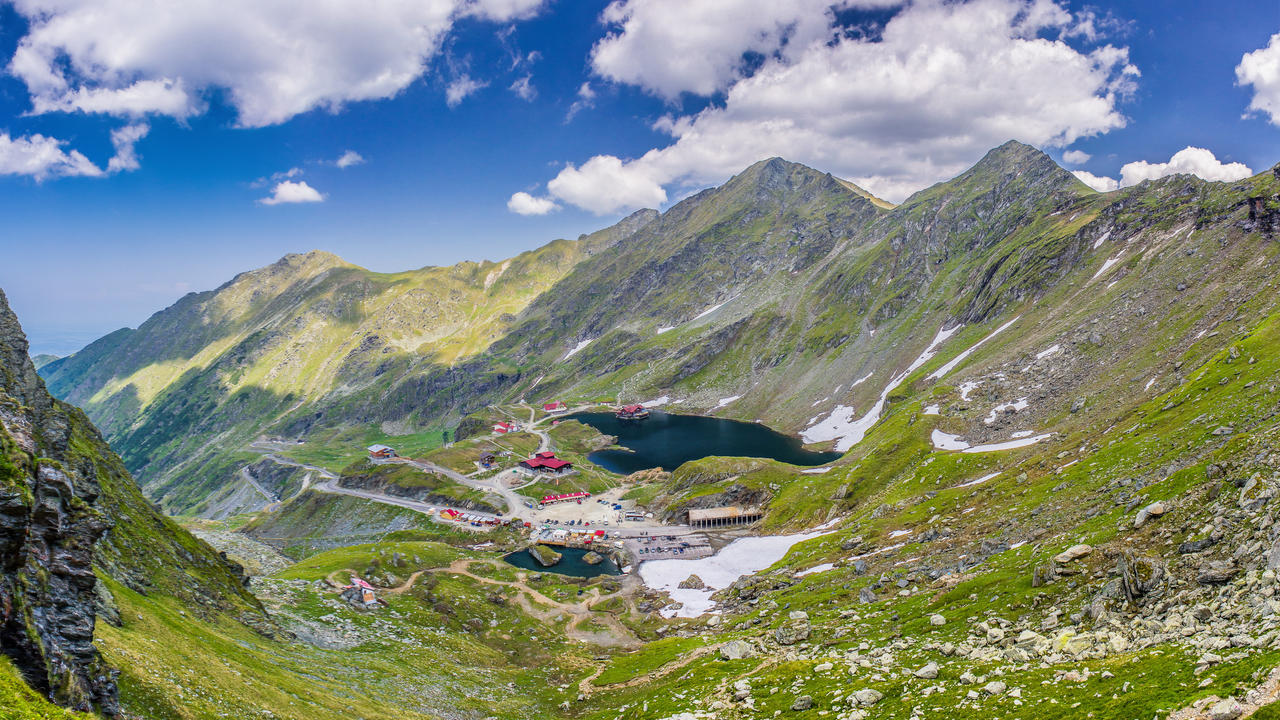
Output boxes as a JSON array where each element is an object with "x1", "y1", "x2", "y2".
[{"x1": 6, "y1": 142, "x2": 1280, "y2": 720}]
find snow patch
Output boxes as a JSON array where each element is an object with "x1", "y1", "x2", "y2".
[
  {"x1": 563, "y1": 338, "x2": 593, "y2": 360},
  {"x1": 889, "y1": 529, "x2": 912, "y2": 538},
  {"x1": 931, "y1": 429, "x2": 971, "y2": 451},
  {"x1": 796, "y1": 562, "x2": 835, "y2": 577},
  {"x1": 1092, "y1": 255, "x2": 1122, "y2": 280},
  {"x1": 656, "y1": 326, "x2": 675, "y2": 334},
  {"x1": 639, "y1": 528, "x2": 836, "y2": 618},
  {"x1": 1092, "y1": 230, "x2": 1111, "y2": 249},
  {"x1": 984, "y1": 397, "x2": 1029, "y2": 424},
  {"x1": 803, "y1": 325, "x2": 962, "y2": 451},
  {"x1": 963, "y1": 434, "x2": 1053, "y2": 453},
  {"x1": 958, "y1": 381, "x2": 981, "y2": 401},
  {"x1": 1035, "y1": 344, "x2": 1062, "y2": 361},
  {"x1": 928, "y1": 317, "x2": 1020, "y2": 380},
  {"x1": 717, "y1": 395, "x2": 741, "y2": 408},
  {"x1": 693, "y1": 299, "x2": 731, "y2": 321},
  {"x1": 644, "y1": 396, "x2": 671, "y2": 407},
  {"x1": 1144, "y1": 377, "x2": 1156, "y2": 391},
  {"x1": 1010, "y1": 430, "x2": 1033, "y2": 438},
  {"x1": 923, "y1": 404, "x2": 941, "y2": 416},
  {"x1": 954, "y1": 471, "x2": 1001, "y2": 489},
  {"x1": 801, "y1": 467, "x2": 832, "y2": 475},
  {"x1": 851, "y1": 372, "x2": 874, "y2": 388}
]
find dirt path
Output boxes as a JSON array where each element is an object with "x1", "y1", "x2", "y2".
[{"x1": 576, "y1": 643, "x2": 725, "y2": 697}]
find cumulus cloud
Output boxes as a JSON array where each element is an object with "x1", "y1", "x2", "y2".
[
  {"x1": 260, "y1": 180, "x2": 325, "y2": 205},
  {"x1": 1237, "y1": 32, "x2": 1280, "y2": 125},
  {"x1": 335, "y1": 150, "x2": 365, "y2": 169},
  {"x1": 1118, "y1": 146, "x2": 1252, "y2": 187},
  {"x1": 507, "y1": 191, "x2": 559, "y2": 215},
  {"x1": 446, "y1": 75, "x2": 488, "y2": 107},
  {"x1": 547, "y1": 155, "x2": 668, "y2": 214},
  {"x1": 0, "y1": 123, "x2": 149, "y2": 180},
  {"x1": 1062, "y1": 149, "x2": 1091, "y2": 165},
  {"x1": 8, "y1": 0, "x2": 548, "y2": 128},
  {"x1": 591, "y1": 0, "x2": 878, "y2": 99},
  {"x1": 1071, "y1": 169, "x2": 1117, "y2": 192},
  {"x1": 539, "y1": 0, "x2": 1138, "y2": 213},
  {"x1": 0, "y1": 132, "x2": 103, "y2": 180}
]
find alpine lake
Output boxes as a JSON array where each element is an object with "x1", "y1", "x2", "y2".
[{"x1": 568, "y1": 409, "x2": 841, "y2": 475}]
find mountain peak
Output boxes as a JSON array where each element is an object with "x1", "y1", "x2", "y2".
[{"x1": 901, "y1": 140, "x2": 1084, "y2": 208}]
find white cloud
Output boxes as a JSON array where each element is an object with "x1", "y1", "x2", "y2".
[
  {"x1": 541, "y1": 0, "x2": 1138, "y2": 213},
  {"x1": 1237, "y1": 32, "x2": 1280, "y2": 125},
  {"x1": 1071, "y1": 169, "x2": 1117, "y2": 192},
  {"x1": 446, "y1": 75, "x2": 488, "y2": 107},
  {"x1": 591, "y1": 0, "x2": 872, "y2": 99},
  {"x1": 510, "y1": 75, "x2": 536, "y2": 101},
  {"x1": 260, "y1": 180, "x2": 325, "y2": 205},
  {"x1": 1118, "y1": 146, "x2": 1252, "y2": 187},
  {"x1": 547, "y1": 155, "x2": 667, "y2": 214},
  {"x1": 566, "y1": 82, "x2": 596, "y2": 121},
  {"x1": 507, "y1": 191, "x2": 559, "y2": 215},
  {"x1": 8, "y1": 0, "x2": 548, "y2": 128},
  {"x1": 106, "y1": 123, "x2": 149, "y2": 173},
  {"x1": 335, "y1": 150, "x2": 365, "y2": 169},
  {"x1": 0, "y1": 132, "x2": 103, "y2": 180},
  {"x1": 1062, "y1": 149, "x2": 1091, "y2": 164}
]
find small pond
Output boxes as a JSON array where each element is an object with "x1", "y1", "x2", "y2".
[
  {"x1": 502, "y1": 546, "x2": 622, "y2": 578},
  {"x1": 569, "y1": 410, "x2": 842, "y2": 475}
]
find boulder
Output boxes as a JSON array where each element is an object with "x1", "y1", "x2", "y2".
[
  {"x1": 527, "y1": 544, "x2": 562, "y2": 567},
  {"x1": 1053, "y1": 544, "x2": 1092, "y2": 564},
  {"x1": 853, "y1": 689, "x2": 883, "y2": 706},
  {"x1": 791, "y1": 695, "x2": 813, "y2": 711},
  {"x1": 983, "y1": 681, "x2": 1007, "y2": 695},
  {"x1": 1198, "y1": 561, "x2": 1239, "y2": 585},
  {"x1": 929, "y1": 613, "x2": 947, "y2": 626},
  {"x1": 774, "y1": 622, "x2": 811, "y2": 646},
  {"x1": 582, "y1": 551, "x2": 604, "y2": 566},
  {"x1": 1133, "y1": 501, "x2": 1167, "y2": 528},
  {"x1": 677, "y1": 574, "x2": 705, "y2": 589},
  {"x1": 914, "y1": 662, "x2": 939, "y2": 679},
  {"x1": 1208, "y1": 698, "x2": 1243, "y2": 720},
  {"x1": 720, "y1": 640, "x2": 755, "y2": 661}
]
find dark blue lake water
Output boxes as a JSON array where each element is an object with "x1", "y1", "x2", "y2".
[
  {"x1": 503, "y1": 546, "x2": 622, "y2": 577},
  {"x1": 569, "y1": 410, "x2": 842, "y2": 475}
]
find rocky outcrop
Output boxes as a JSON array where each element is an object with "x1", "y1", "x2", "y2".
[
  {"x1": 528, "y1": 544, "x2": 562, "y2": 567},
  {"x1": 0, "y1": 289, "x2": 118, "y2": 713}
]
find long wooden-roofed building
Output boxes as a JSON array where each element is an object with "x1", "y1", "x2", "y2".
[{"x1": 687, "y1": 506, "x2": 762, "y2": 528}]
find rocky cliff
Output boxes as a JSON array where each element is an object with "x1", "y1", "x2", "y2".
[
  {"x1": 0, "y1": 289, "x2": 118, "y2": 713},
  {"x1": 0, "y1": 288, "x2": 272, "y2": 714}
]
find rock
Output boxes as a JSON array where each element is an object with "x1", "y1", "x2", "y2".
[
  {"x1": 929, "y1": 613, "x2": 946, "y2": 626},
  {"x1": 527, "y1": 544, "x2": 562, "y2": 567},
  {"x1": 581, "y1": 551, "x2": 604, "y2": 566},
  {"x1": 789, "y1": 610, "x2": 809, "y2": 621},
  {"x1": 1053, "y1": 544, "x2": 1092, "y2": 564},
  {"x1": 914, "y1": 662, "x2": 939, "y2": 679},
  {"x1": 853, "y1": 689, "x2": 883, "y2": 706},
  {"x1": 677, "y1": 574, "x2": 704, "y2": 589},
  {"x1": 1208, "y1": 698, "x2": 1243, "y2": 720},
  {"x1": 774, "y1": 623, "x2": 810, "y2": 646},
  {"x1": 1198, "y1": 560, "x2": 1239, "y2": 585},
  {"x1": 791, "y1": 695, "x2": 813, "y2": 711},
  {"x1": 1212, "y1": 426, "x2": 1235, "y2": 436},
  {"x1": 720, "y1": 640, "x2": 755, "y2": 660},
  {"x1": 1071, "y1": 397, "x2": 1086, "y2": 413},
  {"x1": 983, "y1": 681, "x2": 1007, "y2": 695},
  {"x1": 1133, "y1": 501, "x2": 1167, "y2": 528},
  {"x1": 858, "y1": 587, "x2": 877, "y2": 604}
]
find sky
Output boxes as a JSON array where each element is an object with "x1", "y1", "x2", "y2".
[{"x1": 0, "y1": 0, "x2": 1277, "y2": 356}]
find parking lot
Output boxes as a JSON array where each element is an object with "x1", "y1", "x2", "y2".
[{"x1": 623, "y1": 533, "x2": 713, "y2": 561}]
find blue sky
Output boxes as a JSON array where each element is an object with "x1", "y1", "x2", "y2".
[{"x1": 0, "y1": 0, "x2": 1277, "y2": 356}]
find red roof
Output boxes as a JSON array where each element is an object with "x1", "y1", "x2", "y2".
[
  {"x1": 541, "y1": 458, "x2": 571, "y2": 470},
  {"x1": 520, "y1": 458, "x2": 545, "y2": 468},
  {"x1": 535, "y1": 451, "x2": 557, "y2": 459},
  {"x1": 543, "y1": 402, "x2": 566, "y2": 411},
  {"x1": 621, "y1": 404, "x2": 643, "y2": 412},
  {"x1": 541, "y1": 491, "x2": 590, "y2": 503}
]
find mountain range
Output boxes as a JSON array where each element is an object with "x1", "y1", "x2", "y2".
[{"x1": 11, "y1": 140, "x2": 1280, "y2": 718}]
